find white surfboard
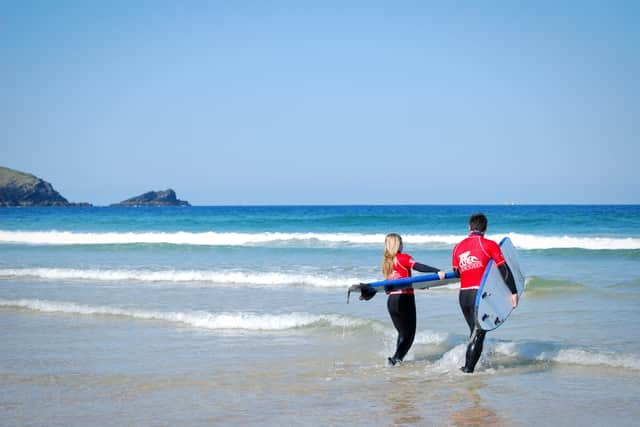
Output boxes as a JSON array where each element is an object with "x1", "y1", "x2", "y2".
[{"x1": 475, "y1": 237, "x2": 525, "y2": 331}]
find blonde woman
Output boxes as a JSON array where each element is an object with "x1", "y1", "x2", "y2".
[{"x1": 383, "y1": 233, "x2": 445, "y2": 365}]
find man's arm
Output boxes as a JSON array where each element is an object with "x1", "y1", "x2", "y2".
[{"x1": 498, "y1": 263, "x2": 518, "y2": 308}]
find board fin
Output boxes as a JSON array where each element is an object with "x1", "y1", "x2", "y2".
[{"x1": 347, "y1": 283, "x2": 377, "y2": 303}]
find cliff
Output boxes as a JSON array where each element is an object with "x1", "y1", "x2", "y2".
[
  {"x1": 0, "y1": 166, "x2": 92, "y2": 207},
  {"x1": 111, "y1": 189, "x2": 190, "y2": 206}
]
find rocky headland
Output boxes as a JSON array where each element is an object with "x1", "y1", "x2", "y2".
[
  {"x1": 110, "y1": 189, "x2": 190, "y2": 207},
  {"x1": 1, "y1": 166, "x2": 190, "y2": 207},
  {"x1": 0, "y1": 166, "x2": 92, "y2": 207}
]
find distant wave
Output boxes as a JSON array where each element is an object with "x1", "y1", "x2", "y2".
[
  {"x1": 0, "y1": 230, "x2": 388, "y2": 246},
  {"x1": 0, "y1": 268, "x2": 363, "y2": 289},
  {"x1": 504, "y1": 232, "x2": 640, "y2": 251},
  {"x1": 1, "y1": 230, "x2": 639, "y2": 250},
  {"x1": 0, "y1": 298, "x2": 364, "y2": 331}
]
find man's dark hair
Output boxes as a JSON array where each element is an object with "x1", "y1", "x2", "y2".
[{"x1": 469, "y1": 213, "x2": 488, "y2": 232}]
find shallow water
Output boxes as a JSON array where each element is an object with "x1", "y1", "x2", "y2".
[{"x1": 1, "y1": 205, "x2": 639, "y2": 426}]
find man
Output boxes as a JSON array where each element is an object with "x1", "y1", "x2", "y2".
[{"x1": 452, "y1": 213, "x2": 518, "y2": 373}]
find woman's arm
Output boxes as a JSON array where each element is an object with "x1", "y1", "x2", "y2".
[
  {"x1": 414, "y1": 262, "x2": 446, "y2": 280},
  {"x1": 413, "y1": 262, "x2": 439, "y2": 273}
]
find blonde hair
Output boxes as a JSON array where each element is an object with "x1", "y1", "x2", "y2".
[{"x1": 382, "y1": 233, "x2": 403, "y2": 278}]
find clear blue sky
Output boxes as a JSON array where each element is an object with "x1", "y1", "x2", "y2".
[{"x1": 2, "y1": 1, "x2": 638, "y2": 205}]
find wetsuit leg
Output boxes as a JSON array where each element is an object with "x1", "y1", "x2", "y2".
[
  {"x1": 464, "y1": 328, "x2": 486, "y2": 373},
  {"x1": 458, "y1": 289, "x2": 477, "y2": 335},
  {"x1": 387, "y1": 293, "x2": 417, "y2": 363},
  {"x1": 459, "y1": 289, "x2": 486, "y2": 373}
]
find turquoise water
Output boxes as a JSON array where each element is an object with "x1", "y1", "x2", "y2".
[{"x1": 1, "y1": 205, "x2": 639, "y2": 426}]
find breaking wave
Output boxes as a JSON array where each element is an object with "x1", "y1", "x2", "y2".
[
  {"x1": 0, "y1": 267, "x2": 360, "y2": 288},
  {"x1": 429, "y1": 340, "x2": 640, "y2": 373},
  {"x1": 493, "y1": 341, "x2": 640, "y2": 371},
  {"x1": 1, "y1": 230, "x2": 638, "y2": 250},
  {"x1": 504, "y1": 232, "x2": 640, "y2": 251},
  {"x1": 0, "y1": 230, "x2": 388, "y2": 246},
  {"x1": 0, "y1": 298, "x2": 364, "y2": 331}
]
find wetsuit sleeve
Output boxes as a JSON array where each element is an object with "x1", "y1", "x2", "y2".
[
  {"x1": 413, "y1": 262, "x2": 440, "y2": 273},
  {"x1": 498, "y1": 263, "x2": 518, "y2": 294},
  {"x1": 452, "y1": 243, "x2": 461, "y2": 278}
]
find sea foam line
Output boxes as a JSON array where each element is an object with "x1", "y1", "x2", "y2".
[
  {"x1": 0, "y1": 230, "x2": 638, "y2": 250},
  {"x1": 0, "y1": 298, "x2": 364, "y2": 331},
  {"x1": 0, "y1": 268, "x2": 363, "y2": 288}
]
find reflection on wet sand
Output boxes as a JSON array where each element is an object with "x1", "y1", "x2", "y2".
[
  {"x1": 387, "y1": 392, "x2": 424, "y2": 425},
  {"x1": 384, "y1": 371, "x2": 431, "y2": 426},
  {"x1": 382, "y1": 366, "x2": 505, "y2": 426},
  {"x1": 449, "y1": 380, "x2": 503, "y2": 427}
]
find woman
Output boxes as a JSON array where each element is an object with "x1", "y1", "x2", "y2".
[{"x1": 383, "y1": 233, "x2": 445, "y2": 365}]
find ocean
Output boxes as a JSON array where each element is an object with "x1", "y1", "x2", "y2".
[{"x1": 1, "y1": 205, "x2": 639, "y2": 426}]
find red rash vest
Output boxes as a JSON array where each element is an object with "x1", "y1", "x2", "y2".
[
  {"x1": 387, "y1": 252, "x2": 416, "y2": 295},
  {"x1": 452, "y1": 232, "x2": 506, "y2": 290}
]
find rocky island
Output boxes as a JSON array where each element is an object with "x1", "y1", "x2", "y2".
[
  {"x1": 111, "y1": 189, "x2": 190, "y2": 207},
  {"x1": 0, "y1": 166, "x2": 92, "y2": 207}
]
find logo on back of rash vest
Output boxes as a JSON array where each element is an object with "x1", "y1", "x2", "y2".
[{"x1": 458, "y1": 251, "x2": 483, "y2": 271}]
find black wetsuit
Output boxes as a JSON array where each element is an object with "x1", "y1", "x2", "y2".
[
  {"x1": 387, "y1": 262, "x2": 440, "y2": 365},
  {"x1": 459, "y1": 288, "x2": 478, "y2": 334},
  {"x1": 458, "y1": 288, "x2": 486, "y2": 372},
  {"x1": 387, "y1": 292, "x2": 416, "y2": 363},
  {"x1": 455, "y1": 263, "x2": 517, "y2": 372}
]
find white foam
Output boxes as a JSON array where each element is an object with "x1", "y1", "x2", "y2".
[
  {"x1": 538, "y1": 348, "x2": 640, "y2": 370},
  {"x1": 0, "y1": 267, "x2": 359, "y2": 288},
  {"x1": 493, "y1": 341, "x2": 640, "y2": 371},
  {"x1": 0, "y1": 230, "x2": 388, "y2": 246},
  {"x1": 422, "y1": 340, "x2": 640, "y2": 374},
  {"x1": 0, "y1": 298, "x2": 364, "y2": 331},
  {"x1": 0, "y1": 230, "x2": 637, "y2": 250},
  {"x1": 413, "y1": 330, "x2": 449, "y2": 346},
  {"x1": 505, "y1": 232, "x2": 640, "y2": 250},
  {"x1": 429, "y1": 344, "x2": 467, "y2": 373}
]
